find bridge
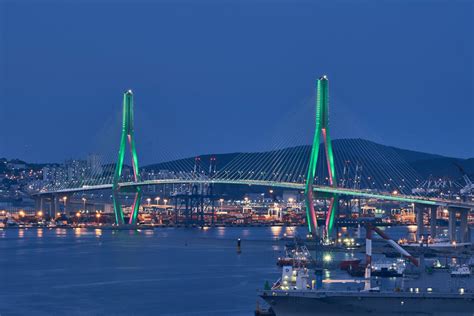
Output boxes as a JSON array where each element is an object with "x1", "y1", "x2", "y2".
[{"x1": 36, "y1": 76, "x2": 474, "y2": 242}]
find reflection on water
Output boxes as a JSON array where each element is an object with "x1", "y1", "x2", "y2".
[
  {"x1": 270, "y1": 226, "x2": 282, "y2": 239},
  {"x1": 217, "y1": 227, "x2": 225, "y2": 236},
  {"x1": 18, "y1": 229, "x2": 24, "y2": 238},
  {"x1": 37, "y1": 228, "x2": 43, "y2": 238},
  {"x1": 74, "y1": 228, "x2": 83, "y2": 238},
  {"x1": 143, "y1": 229, "x2": 154, "y2": 237},
  {"x1": 284, "y1": 226, "x2": 297, "y2": 237},
  {"x1": 94, "y1": 229, "x2": 102, "y2": 237},
  {"x1": 56, "y1": 228, "x2": 67, "y2": 237}
]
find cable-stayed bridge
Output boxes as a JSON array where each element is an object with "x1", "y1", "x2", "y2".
[{"x1": 36, "y1": 76, "x2": 474, "y2": 240}]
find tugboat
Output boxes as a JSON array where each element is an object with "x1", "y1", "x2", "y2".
[
  {"x1": 277, "y1": 245, "x2": 317, "y2": 268},
  {"x1": 371, "y1": 259, "x2": 406, "y2": 278}
]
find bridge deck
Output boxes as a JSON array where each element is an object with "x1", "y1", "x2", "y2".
[{"x1": 37, "y1": 179, "x2": 474, "y2": 209}]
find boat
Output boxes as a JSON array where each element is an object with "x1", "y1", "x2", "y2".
[
  {"x1": 371, "y1": 259, "x2": 405, "y2": 277},
  {"x1": 339, "y1": 258, "x2": 361, "y2": 271},
  {"x1": 261, "y1": 260, "x2": 474, "y2": 315},
  {"x1": 399, "y1": 238, "x2": 473, "y2": 255},
  {"x1": 277, "y1": 244, "x2": 317, "y2": 268},
  {"x1": 450, "y1": 265, "x2": 471, "y2": 278}
]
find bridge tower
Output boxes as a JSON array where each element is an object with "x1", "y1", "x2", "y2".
[
  {"x1": 305, "y1": 75, "x2": 338, "y2": 238},
  {"x1": 112, "y1": 90, "x2": 142, "y2": 225}
]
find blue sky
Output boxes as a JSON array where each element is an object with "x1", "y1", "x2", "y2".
[{"x1": 1, "y1": 0, "x2": 473, "y2": 163}]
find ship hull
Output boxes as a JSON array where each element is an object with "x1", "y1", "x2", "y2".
[{"x1": 261, "y1": 291, "x2": 474, "y2": 316}]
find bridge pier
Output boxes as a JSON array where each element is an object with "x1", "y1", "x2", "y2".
[
  {"x1": 34, "y1": 196, "x2": 44, "y2": 213},
  {"x1": 459, "y1": 209, "x2": 469, "y2": 243},
  {"x1": 49, "y1": 194, "x2": 58, "y2": 218},
  {"x1": 448, "y1": 207, "x2": 457, "y2": 242},
  {"x1": 415, "y1": 204, "x2": 424, "y2": 241},
  {"x1": 430, "y1": 206, "x2": 437, "y2": 238}
]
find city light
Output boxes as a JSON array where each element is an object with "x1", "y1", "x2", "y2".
[{"x1": 37, "y1": 211, "x2": 43, "y2": 217}]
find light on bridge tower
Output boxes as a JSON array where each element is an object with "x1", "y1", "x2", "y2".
[
  {"x1": 112, "y1": 90, "x2": 142, "y2": 226},
  {"x1": 305, "y1": 75, "x2": 338, "y2": 238}
]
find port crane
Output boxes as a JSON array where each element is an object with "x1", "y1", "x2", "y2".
[{"x1": 454, "y1": 163, "x2": 474, "y2": 195}]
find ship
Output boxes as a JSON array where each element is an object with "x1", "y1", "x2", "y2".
[{"x1": 259, "y1": 223, "x2": 474, "y2": 315}]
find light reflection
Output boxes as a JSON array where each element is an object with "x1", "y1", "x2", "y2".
[
  {"x1": 74, "y1": 228, "x2": 82, "y2": 237},
  {"x1": 18, "y1": 229, "x2": 24, "y2": 238},
  {"x1": 37, "y1": 228, "x2": 43, "y2": 238},
  {"x1": 284, "y1": 226, "x2": 296, "y2": 238},
  {"x1": 217, "y1": 227, "x2": 225, "y2": 237},
  {"x1": 144, "y1": 229, "x2": 154, "y2": 236},
  {"x1": 95, "y1": 229, "x2": 102, "y2": 237},
  {"x1": 56, "y1": 228, "x2": 67, "y2": 237},
  {"x1": 270, "y1": 226, "x2": 282, "y2": 239}
]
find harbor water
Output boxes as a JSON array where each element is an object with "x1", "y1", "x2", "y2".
[{"x1": 0, "y1": 226, "x2": 471, "y2": 315}]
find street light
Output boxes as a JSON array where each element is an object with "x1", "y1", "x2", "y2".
[
  {"x1": 37, "y1": 211, "x2": 43, "y2": 217},
  {"x1": 163, "y1": 199, "x2": 168, "y2": 206},
  {"x1": 155, "y1": 197, "x2": 160, "y2": 205},
  {"x1": 62, "y1": 196, "x2": 67, "y2": 211},
  {"x1": 82, "y1": 197, "x2": 87, "y2": 211},
  {"x1": 147, "y1": 198, "x2": 151, "y2": 205}
]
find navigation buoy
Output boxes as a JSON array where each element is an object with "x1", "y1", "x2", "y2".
[{"x1": 237, "y1": 238, "x2": 242, "y2": 254}]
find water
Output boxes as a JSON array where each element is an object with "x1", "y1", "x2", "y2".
[
  {"x1": 0, "y1": 226, "x2": 470, "y2": 315},
  {"x1": 0, "y1": 227, "x2": 289, "y2": 315}
]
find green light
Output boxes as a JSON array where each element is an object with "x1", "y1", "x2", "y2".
[
  {"x1": 304, "y1": 76, "x2": 338, "y2": 237},
  {"x1": 112, "y1": 90, "x2": 142, "y2": 225}
]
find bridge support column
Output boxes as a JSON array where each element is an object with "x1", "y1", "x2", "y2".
[
  {"x1": 459, "y1": 209, "x2": 469, "y2": 243},
  {"x1": 112, "y1": 90, "x2": 142, "y2": 226},
  {"x1": 51, "y1": 195, "x2": 59, "y2": 218},
  {"x1": 448, "y1": 207, "x2": 457, "y2": 242},
  {"x1": 35, "y1": 197, "x2": 44, "y2": 213},
  {"x1": 304, "y1": 75, "x2": 338, "y2": 239},
  {"x1": 415, "y1": 204, "x2": 424, "y2": 241},
  {"x1": 430, "y1": 206, "x2": 437, "y2": 238}
]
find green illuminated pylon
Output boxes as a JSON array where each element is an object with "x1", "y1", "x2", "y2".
[
  {"x1": 304, "y1": 76, "x2": 338, "y2": 238},
  {"x1": 112, "y1": 90, "x2": 142, "y2": 225}
]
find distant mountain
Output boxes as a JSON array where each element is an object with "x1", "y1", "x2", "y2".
[{"x1": 143, "y1": 139, "x2": 473, "y2": 188}]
